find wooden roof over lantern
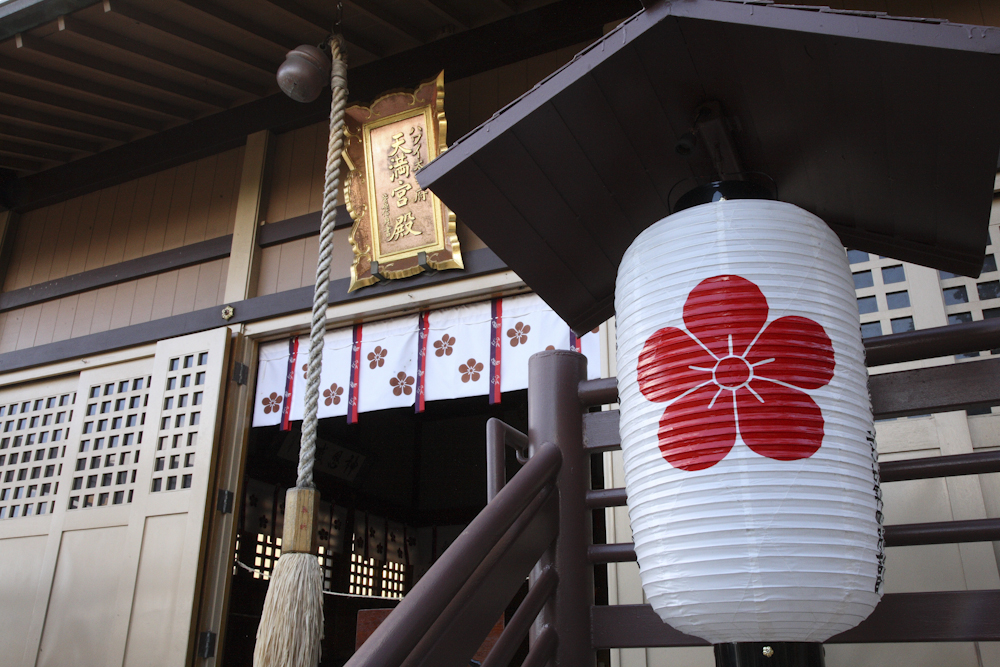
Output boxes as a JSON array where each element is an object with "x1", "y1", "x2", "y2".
[{"x1": 417, "y1": 0, "x2": 1000, "y2": 334}]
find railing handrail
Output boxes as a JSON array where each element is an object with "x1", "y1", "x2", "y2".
[
  {"x1": 588, "y1": 517, "x2": 1000, "y2": 563},
  {"x1": 486, "y1": 418, "x2": 529, "y2": 502},
  {"x1": 344, "y1": 441, "x2": 563, "y2": 667},
  {"x1": 577, "y1": 318, "x2": 1000, "y2": 408}
]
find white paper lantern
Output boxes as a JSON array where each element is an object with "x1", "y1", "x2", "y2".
[{"x1": 615, "y1": 199, "x2": 884, "y2": 644}]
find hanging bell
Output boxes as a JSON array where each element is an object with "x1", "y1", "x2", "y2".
[{"x1": 277, "y1": 45, "x2": 332, "y2": 103}]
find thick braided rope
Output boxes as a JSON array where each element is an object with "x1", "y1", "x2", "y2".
[{"x1": 298, "y1": 38, "x2": 348, "y2": 489}]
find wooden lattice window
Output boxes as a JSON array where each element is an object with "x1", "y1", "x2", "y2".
[
  {"x1": 68, "y1": 375, "x2": 149, "y2": 510},
  {"x1": 0, "y1": 390, "x2": 74, "y2": 519},
  {"x1": 151, "y1": 351, "x2": 209, "y2": 493}
]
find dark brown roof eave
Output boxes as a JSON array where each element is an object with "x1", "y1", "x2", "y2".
[{"x1": 418, "y1": 0, "x2": 1000, "y2": 334}]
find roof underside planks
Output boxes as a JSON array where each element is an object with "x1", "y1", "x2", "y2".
[{"x1": 417, "y1": 0, "x2": 1000, "y2": 334}]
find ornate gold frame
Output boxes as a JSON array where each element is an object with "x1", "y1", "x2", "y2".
[{"x1": 344, "y1": 71, "x2": 462, "y2": 292}]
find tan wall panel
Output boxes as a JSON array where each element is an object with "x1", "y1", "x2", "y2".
[
  {"x1": 65, "y1": 192, "x2": 100, "y2": 278},
  {"x1": 122, "y1": 513, "x2": 190, "y2": 667},
  {"x1": 104, "y1": 179, "x2": 139, "y2": 267},
  {"x1": 0, "y1": 259, "x2": 231, "y2": 353},
  {"x1": 256, "y1": 227, "x2": 353, "y2": 296},
  {"x1": 37, "y1": 525, "x2": 129, "y2": 667},
  {"x1": 0, "y1": 534, "x2": 48, "y2": 664},
  {"x1": 1, "y1": 149, "x2": 243, "y2": 299}
]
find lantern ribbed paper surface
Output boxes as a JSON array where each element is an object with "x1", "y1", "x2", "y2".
[{"x1": 615, "y1": 200, "x2": 883, "y2": 644}]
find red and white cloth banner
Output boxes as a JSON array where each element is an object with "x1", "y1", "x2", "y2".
[{"x1": 252, "y1": 294, "x2": 601, "y2": 427}]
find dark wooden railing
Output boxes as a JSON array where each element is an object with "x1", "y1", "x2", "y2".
[{"x1": 347, "y1": 319, "x2": 1000, "y2": 664}]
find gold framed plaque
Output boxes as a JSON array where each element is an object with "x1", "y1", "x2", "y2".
[{"x1": 344, "y1": 71, "x2": 463, "y2": 292}]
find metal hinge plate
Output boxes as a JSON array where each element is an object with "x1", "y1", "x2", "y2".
[
  {"x1": 232, "y1": 362, "x2": 249, "y2": 386},
  {"x1": 217, "y1": 489, "x2": 234, "y2": 514},
  {"x1": 198, "y1": 631, "x2": 217, "y2": 659}
]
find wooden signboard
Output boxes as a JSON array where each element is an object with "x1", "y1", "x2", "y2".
[{"x1": 344, "y1": 72, "x2": 463, "y2": 292}]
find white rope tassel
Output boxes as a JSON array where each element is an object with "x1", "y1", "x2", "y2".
[
  {"x1": 299, "y1": 38, "x2": 348, "y2": 490},
  {"x1": 253, "y1": 553, "x2": 325, "y2": 667}
]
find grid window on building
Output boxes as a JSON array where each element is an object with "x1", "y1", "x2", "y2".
[
  {"x1": 853, "y1": 270, "x2": 874, "y2": 289},
  {"x1": 983, "y1": 253, "x2": 997, "y2": 274},
  {"x1": 943, "y1": 286, "x2": 969, "y2": 305},
  {"x1": 977, "y1": 280, "x2": 1000, "y2": 301},
  {"x1": 882, "y1": 265, "x2": 906, "y2": 284},
  {"x1": 857, "y1": 296, "x2": 878, "y2": 314},
  {"x1": 890, "y1": 316, "x2": 915, "y2": 334},
  {"x1": 847, "y1": 249, "x2": 869, "y2": 264},
  {"x1": 886, "y1": 291, "x2": 910, "y2": 309},
  {"x1": 860, "y1": 321, "x2": 883, "y2": 338}
]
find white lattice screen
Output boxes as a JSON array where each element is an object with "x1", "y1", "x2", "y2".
[{"x1": 0, "y1": 328, "x2": 231, "y2": 667}]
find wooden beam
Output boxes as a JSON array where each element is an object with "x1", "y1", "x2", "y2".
[
  {"x1": 16, "y1": 33, "x2": 231, "y2": 109},
  {"x1": 106, "y1": 0, "x2": 278, "y2": 75},
  {"x1": 4, "y1": 0, "x2": 641, "y2": 212},
  {"x1": 0, "y1": 53, "x2": 196, "y2": 119},
  {"x1": 224, "y1": 130, "x2": 272, "y2": 303},
  {"x1": 0, "y1": 119, "x2": 101, "y2": 153},
  {"x1": 259, "y1": 0, "x2": 385, "y2": 58},
  {"x1": 0, "y1": 246, "x2": 507, "y2": 373},
  {"x1": 0, "y1": 78, "x2": 164, "y2": 131},
  {"x1": 0, "y1": 233, "x2": 233, "y2": 312},
  {"x1": 0, "y1": 206, "x2": 349, "y2": 313},
  {"x1": 0, "y1": 138, "x2": 76, "y2": 162},
  {"x1": 343, "y1": 0, "x2": 425, "y2": 46},
  {"x1": 0, "y1": 104, "x2": 132, "y2": 142},
  {"x1": 58, "y1": 15, "x2": 270, "y2": 98}
]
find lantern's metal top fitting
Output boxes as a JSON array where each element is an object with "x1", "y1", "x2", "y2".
[{"x1": 763, "y1": 646, "x2": 775, "y2": 658}]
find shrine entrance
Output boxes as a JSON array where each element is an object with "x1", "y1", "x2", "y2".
[{"x1": 222, "y1": 391, "x2": 530, "y2": 666}]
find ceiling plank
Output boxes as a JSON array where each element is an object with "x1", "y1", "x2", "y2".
[
  {"x1": 16, "y1": 33, "x2": 231, "y2": 109},
  {"x1": 0, "y1": 120, "x2": 102, "y2": 152},
  {"x1": 106, "y1": 0, "x2": 278, "y2": 75},
  {"x1": 59, "y1": 15, "x2": 270, "y2": 98},
  {"x1": 260, "y1": 0, "x2": 386, "y2": 58},
  {"x1": 0, "y1": 154, "x2": 48, "y2": 172},
  {"x1": 2, "y1": 0, "x2": 642, "y2": 212},
  {"x1": 171, "y1": 0, "x2": 298, "y2": 51},
  {"x1": 0, "y1": 78, "x2": 164, "y2": 131},
  {"x1": 343, "y1": 0, "x2": 426, "y2": 45},
  {"x1": 0, "y1": 138, "x2": 76, "y2": 162},
  {"x1": 411, "y1": 0, "x2": 470, "y2": 30},
  {"x1": 0, "y1": 53, "x2": 196, "y2": 119},
  {"x1": 0, "y1": 105, "x2": 132, "y2": 142}
]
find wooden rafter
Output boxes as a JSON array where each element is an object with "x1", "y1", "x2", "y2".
[
  {"x1": 0, "y1": 138, "x2": 75, "y2": 162},
  {"x1": 0, "y1": 120, "x2": 101, "y2": 152},
  {"x1": 58, "y1": 15, "x2": 270, "y2": 98},
  {"x1": 0, "y1": 104, "x2": 132, "y2": 142},
  {"x1": 343, "y1": 0, "x2": 425, "y2": 46},
  {"x1": 0, "y1": 78, "x2": 165, "y2": 131},
  {"x1": 105, "y1": 0, "x2": 278, "y2": 75},
  {"x1": 16, "y1": 33, "x2": 231, "y2": 108},
  {"x1": 0, "y1": 53, "x2": 196, "y2": 119},
  {"x1": 260, "y1": 0, "x2": 386, "y2": 59},
  {"x1": 411, "y1": 0, "x2": 470, "y2": 30},
  {"x1": 171, "y1": 0, "x2": 298, "y2": 51},
  {"x1": 0, "y1": 154, "x2": 48, "y2": 172}
]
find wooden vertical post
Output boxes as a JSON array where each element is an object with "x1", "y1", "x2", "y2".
[
  {"x1": 0, "y1": 209, "x2": 19, "y2": 290},
  {"x1": 223, "y1": 130, "x2": 273, "y2": 304}
]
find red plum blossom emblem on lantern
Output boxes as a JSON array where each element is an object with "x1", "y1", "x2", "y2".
[{"x1": 638, "y1": 275, "x2": 835, "y2": 471}]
